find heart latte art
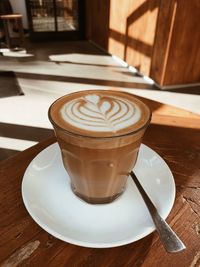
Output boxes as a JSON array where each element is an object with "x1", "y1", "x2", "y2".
[{"x1": 60, "y1": 94, "x2": 141, "y2": 132}]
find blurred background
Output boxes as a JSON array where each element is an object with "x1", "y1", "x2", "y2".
[{"x1": 0, "y1": 0, "x2": 199, "y2": 160}]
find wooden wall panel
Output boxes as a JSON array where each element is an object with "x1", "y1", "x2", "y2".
[
  {"x1": 150, "y1": 0, "x2": 177, "y2": 85},
  {"x1": 85, "y1": 0, "x2": 110, "y2": 50},
  {"x1": 107, "y1": 0, "x2": 131, "y2": 61},
  {"x1": 151, "y1": 0, "x2": 200, "y2": 86},
  {"x1": 124, "y1": 0, "x2": 159, "y2": 76},
  {"x1": 108, "y1": 0, "x2": 159, "y2": 76},
  {"x1": 86, "y1": 0, "x2": 200, "y2": 87},
  {"x1": 163, "y1": 0, "x2": 200, "y2": 85}
]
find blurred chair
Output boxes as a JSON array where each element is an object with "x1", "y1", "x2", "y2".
[{"x1": 0, "y1": 0, "x2": 24, "y2": 48}]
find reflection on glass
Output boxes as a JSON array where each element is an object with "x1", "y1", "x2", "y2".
[
  {"x1": 29, "y1": 0, "x2": 55, "y2": 32},
  {"x1": 56, "y1": 0, "x2": 79, "y2": 31},
  {"x1": 29, "y1": 0, "x2": 79, "y2": 32}
]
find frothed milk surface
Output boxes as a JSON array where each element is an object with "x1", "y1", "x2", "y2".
[{"x1": 49, "y1": 90, "x2": 150, "y2": 137}]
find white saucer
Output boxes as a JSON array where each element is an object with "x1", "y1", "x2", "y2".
[{"x1": 22, "y1": 143, "x2": 175, "y2": 248}]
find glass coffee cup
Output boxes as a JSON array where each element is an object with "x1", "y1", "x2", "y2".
[{"x1": 48, "y1": 90, "x2": 151, "y2": 204}]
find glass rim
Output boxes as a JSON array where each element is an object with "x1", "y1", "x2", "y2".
[{"x1": 48, "y1": 90, "x2": 152, "y2": 140}]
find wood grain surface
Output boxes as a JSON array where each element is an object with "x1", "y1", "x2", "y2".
[
  {"x1": 0, "y1": 103, "x2": 200, "y2": 266},
  {"x1": 163, "y1": 0, "x2": 200, "y2": 85},
  {"x1": 86, "y1": 0, "x2": 200, "y2": 86}
]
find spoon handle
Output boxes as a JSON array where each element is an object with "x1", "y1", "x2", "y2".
[{"x1": 130, "y1": 171, "x2": 186, "y2": 253}]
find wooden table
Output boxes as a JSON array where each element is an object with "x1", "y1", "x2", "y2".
[{"x1": 0, "y1": 99, "x2": 200, "y2": 267}]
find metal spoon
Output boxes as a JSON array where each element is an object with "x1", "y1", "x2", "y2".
[{"x1": 130, "y1": 171, "x2": 186, "y2": 253}]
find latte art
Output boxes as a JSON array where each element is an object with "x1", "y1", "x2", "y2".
[{"x1": 60, "y1": 94, "x2": 141, "y2": 132}]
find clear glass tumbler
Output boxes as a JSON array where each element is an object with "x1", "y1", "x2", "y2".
[{"x1": 49, "y1": 91, "x2": 151, "y2": 204}]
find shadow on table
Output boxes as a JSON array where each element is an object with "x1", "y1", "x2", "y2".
[
  {"x1": 0, "y1": 71, "x2": 24, "y2": 98},
  {"x1": 0, "y1": 122, "x2": 54, "y2": 161},
  {"x1": 143, "y1": 123, "x2": 200, "y2": 191}
]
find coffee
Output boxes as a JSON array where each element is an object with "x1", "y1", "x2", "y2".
[{"x1": 49, "y1": 90, "x2": 151, "y2": 204}]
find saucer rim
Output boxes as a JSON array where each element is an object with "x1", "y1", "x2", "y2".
[{"x1": 21, "y1": 143, "x2": 176, "y2": 248}]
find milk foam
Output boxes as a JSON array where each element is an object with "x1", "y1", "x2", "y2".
[{"x1": 60, "y1": 93, "x2": 141, "y2": 132}]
